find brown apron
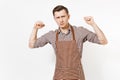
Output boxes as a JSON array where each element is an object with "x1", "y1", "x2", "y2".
[{"x1": 53, "y1": 26, "x2": 85, "y2": 80}]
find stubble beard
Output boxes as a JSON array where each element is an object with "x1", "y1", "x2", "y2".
[{"x1": 60, "y1": 23, "x2": 69, "y2": 30}]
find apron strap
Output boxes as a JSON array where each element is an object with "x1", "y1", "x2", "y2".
[
  {"x1": 71, "y1": 25, "x2": 75, "y2": 40},
  {"x1": 56, "y1": 25, "x2": 75, "y2": 41},
  {"x1": 56, "y1": 31, "x2": 59, "y2": 41}
]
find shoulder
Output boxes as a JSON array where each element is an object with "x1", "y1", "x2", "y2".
[
  {"x1": 72, "y1": 26, "x2": 92, "y2": 39},
  {"x1": 47, "y1": 30, "x2": 56, "y2": 34},
  {"x1": 72, "y1": 25, "x2": 89, "y2": 33},
  {"x1": 44, "y1": 30, "x2": 56, "y2": 37}
]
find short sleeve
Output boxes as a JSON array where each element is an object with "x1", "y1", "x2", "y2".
[
  {"x1": 80, "y1": 27, "x2": 100, "y2": 44},
  {"x1": 34, "y1": 31, "x2": 54, "y2": 48}
]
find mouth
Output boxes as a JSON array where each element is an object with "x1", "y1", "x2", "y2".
[{"x1": 60, "y1": 23, "x2": 64, "y2": 25}]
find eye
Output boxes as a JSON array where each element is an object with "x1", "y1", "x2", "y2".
[
  {"x1": 61, "y1": 16, "x2": 65, "y2": 18},
  {"x1": 56, "y1": 17, "x2": 60, "y2": 19}
]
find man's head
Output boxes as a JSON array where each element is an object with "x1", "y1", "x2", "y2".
[
  {"x1": 53, "y1": 5, "x2": 69, "y2": 16},
  {"x1": 53, "y1": 5, "x2": 70, "y2": 29}
]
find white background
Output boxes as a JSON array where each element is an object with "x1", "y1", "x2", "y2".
[{"x1": 0, "y1": 0, "x2": 120, "y2": 80}]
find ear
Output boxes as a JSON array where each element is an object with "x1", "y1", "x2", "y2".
[{"x1": 68, "y1": 14, "x2": 70, "y2": 19}]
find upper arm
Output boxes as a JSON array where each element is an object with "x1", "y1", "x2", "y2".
[
  {"x1": 78, "y1": 27, "x2": 100, "y2": 44},
  {"x1": 34, "y1": 31, "x2": 55, "y2": 48}
]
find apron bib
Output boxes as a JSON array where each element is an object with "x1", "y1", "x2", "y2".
[{"x1": 53, "y1": 26, "x2": 85, "y2": 80}]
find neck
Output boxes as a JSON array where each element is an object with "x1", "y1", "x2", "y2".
[{"x1": 60, "y1": 24, "x2": 69, "y2": 34}]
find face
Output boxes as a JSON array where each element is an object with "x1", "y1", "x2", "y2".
[{"x1": 54, "y1": 9, "x2": 70, "y2": 28}]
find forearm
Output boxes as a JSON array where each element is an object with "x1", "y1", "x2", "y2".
[
  {"x1": 29, "y1": 27, "x2": 38, "y2": 48},
  {"x1": 91, "y1": 23, "x2": 108, "y2": 45}
]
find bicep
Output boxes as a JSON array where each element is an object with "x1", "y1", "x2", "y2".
[
  {"x1": 34, "y1": 35, "x2": 49, "y2": 48},
  {"x1": 34, "y1": 30, "x2": 55, "y2": 48},
  {"x1": 79, "y1": 27, "x2": 100, "y2": 44},
  {"x1": 85, "y1": 32, "x2": 100, "y2": 44}
]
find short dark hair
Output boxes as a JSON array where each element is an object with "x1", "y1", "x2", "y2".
[{"x1": 52, "y1": 5, "x2": 69, "y2": 16}]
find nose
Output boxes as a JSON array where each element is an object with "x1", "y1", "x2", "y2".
[{"x1": 59, "y1": 17, "x2": 63, "y2": 22}]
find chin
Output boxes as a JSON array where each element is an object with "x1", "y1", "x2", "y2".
[
  {"x1": 60, "y1": 26, "x2": 65, "y2": 28},
  {"x1": 60, "y1": 25, "x2": 65, "y2": 28},
  {"x1": 59, "y1": 26, "x2": 63, "y2": 28}
]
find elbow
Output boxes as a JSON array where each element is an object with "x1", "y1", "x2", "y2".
[
  {"x1": 100, "y1": 40, "x2": 108, "y2": 45},
  {"x1": 29, "y1": 46, "x2": 34, "y2": 49},
  {"x1": 28, "y1": 43, "x2": 35, "y2": 49}
]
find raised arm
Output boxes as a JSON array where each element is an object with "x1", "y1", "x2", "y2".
[
  {"x1": 84, "y1": 16, "x2": 108, "y2": 45},
  {"x1": 29, "y1": 21, "x2": 45, "y2": 48}
]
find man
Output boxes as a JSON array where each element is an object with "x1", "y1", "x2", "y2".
[{"x1": 29, "y1": 5, "x2": 107, "y2": 80}]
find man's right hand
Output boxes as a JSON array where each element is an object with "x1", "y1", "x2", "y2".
[
  {"x1": 29, "y1": 21, "x2": 45, "y2": 48},
  {"x1": 34, "y1": 21, "x2": 45, "y2": 29}
]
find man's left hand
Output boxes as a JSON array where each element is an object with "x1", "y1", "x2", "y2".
[{"x1": 84, "y1": 16, "x2": 96, "y2": 26}]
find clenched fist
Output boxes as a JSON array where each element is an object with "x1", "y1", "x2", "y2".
[
  {"x1": 34, "y1": 21, "x2": 45, "y2": 29},
  {"x1": 84, "y1": 16, "x2": 96, "y2": 26}
]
